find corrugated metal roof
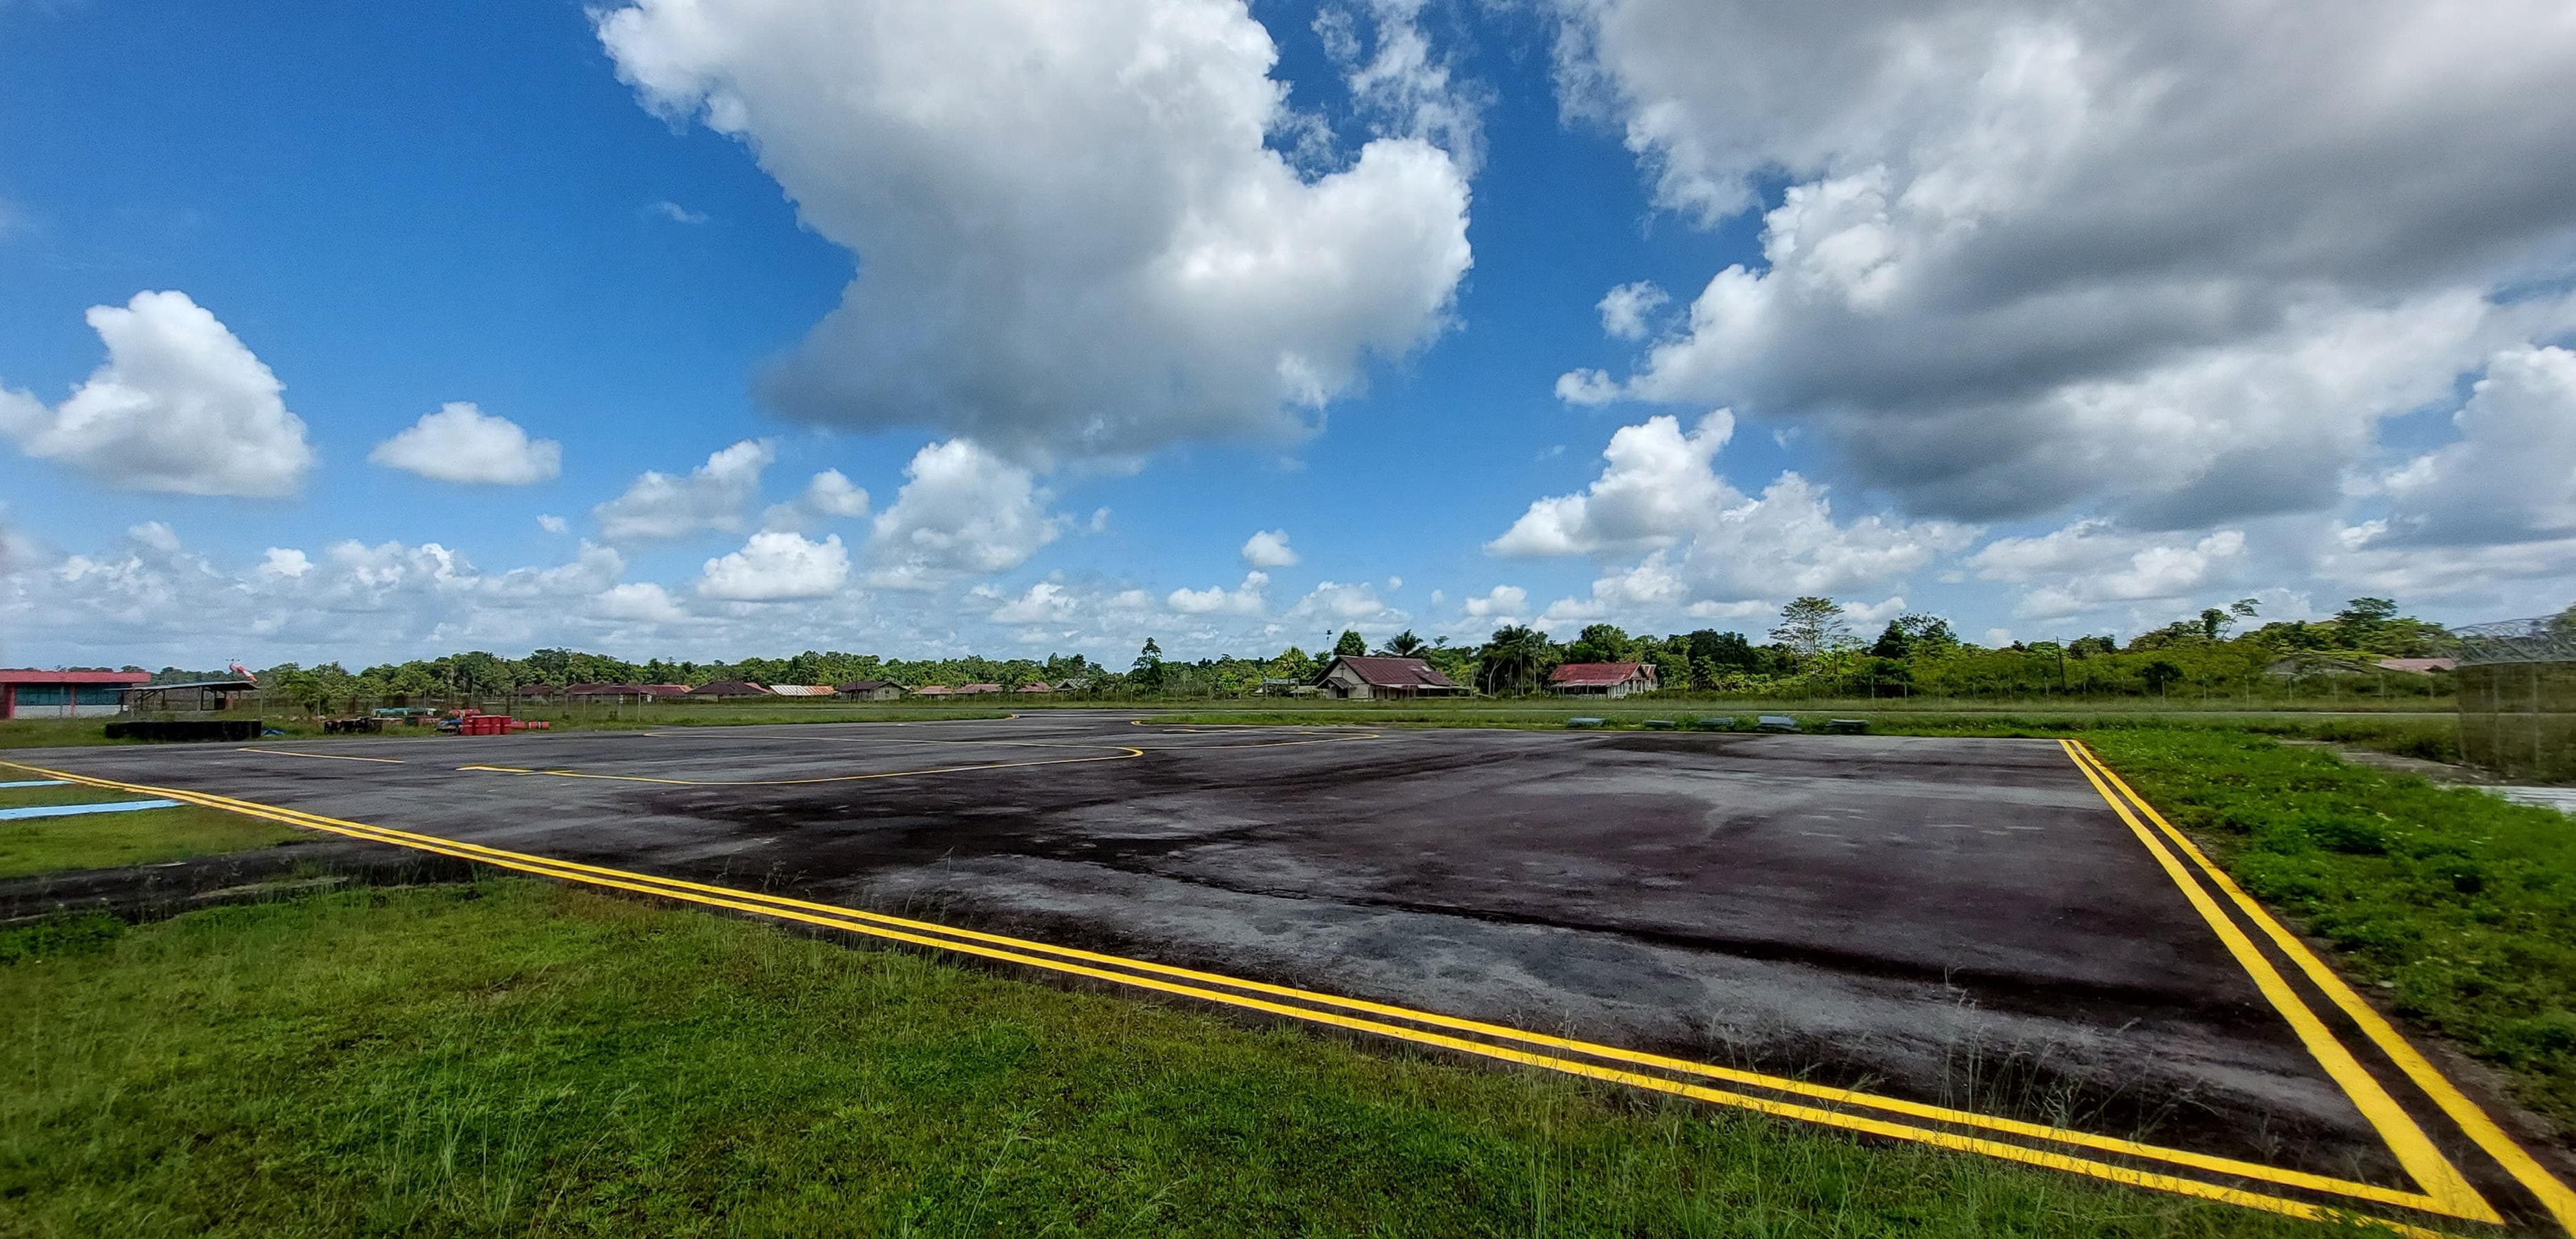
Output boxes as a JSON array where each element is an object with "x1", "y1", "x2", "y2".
[
  {"x1": 1, "y1": 670, "x2": 152, "y2": 685},
  {"x1": 1325, "y1": 656, "x2": 1458, "y2": 688},
  {"x1": 837, "y1": 680, "x2": 899, "y2": 692},
  {"x1": 690, "y1": 680, "x2": 773, "y2": 696},
  {"x1": 766, "y1": 684, "x2": 835, "y2": 697},
  {"x1": 1549, "y1": 661, "x2": 1650, "y2": 687}
]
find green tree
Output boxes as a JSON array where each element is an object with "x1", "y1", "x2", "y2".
[
  {"x1": 1130, "y1": 638, "x2": 1164, "y2": 692},
  {"x1": 2141, "y1": 659, "x2": 2186, "y2": 695},
  {"x1": 2334, "y1": 597, "x2": 2398, "y2": 647},
  {"x1": 1770, "y1": 597, "x2": 1852, "y2": 664},
  {"x1": 1334, "y1": 630, "x2": 1368, "y2": 657},
  {"x1": 1476, "y1": 626, "x2": 1556, "y2": 695},
  {"x1": 1684, "y1": 631, "x2": 1759, "y2": 684},
  {"x1": 1377, "y1": 629, "x2": 1428, "y2": 657},
  {"x1": 1562, "y1": 623, "x2": 1636, "y2": 665}
]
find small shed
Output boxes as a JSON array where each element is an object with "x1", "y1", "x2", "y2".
[
  {"x1": 955, "y1": 682, "x2": 1005, "y2": 695},
  {"x1": 689, "y1": 680, "x2": 773, "y2": 699},
  {"x1": 1312, "y1": 655, "x2": 1461, "y2": 701},
  {"x1": 1016, "y1": 681, "x2": 1053, "y2": 694},
  {"x1": 914, "y1": 685, "x2": 954, "y2": 698},
  {"x1": 766, "y1": 684, "x2": 835, "y2": 697},
  {"x1": 1549, "y1": 661, "x2": 1659, "y2": 699},
  {"x1": 2376, "y1": 657, "x2": 2458, "y2": 675},
  {"x1": 837, "y1": 679, "x2": 905, "y2": 701}
]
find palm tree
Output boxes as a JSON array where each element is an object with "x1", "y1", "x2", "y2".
[
  {"x1": 1476, "y1": 626, "x2": 1555, "y2": 696},
  {"x1": 1378, "y1": 629, "x2": 1428, "y2": 657}
]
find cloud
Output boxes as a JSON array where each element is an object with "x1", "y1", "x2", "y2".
[
  {"x1": 1241, "y1": 528, "x2": 1300, "y2": 567},
  {"x1": 1553, "y1": 368, "x2": 1621, "y2": 406},
  {"x1": 868, "y1": 438, "x2": 1061, "y2": 589},
  {"x1": 594, "y1": 0, "x2": 1475, "y2": 463},
  {"x1": 989, "y1": 580, "x2": 1082, "y2": 624},
  {"x1": 649, "y1": 200, "x2": 709, "y2": 224},
  {"x1": 1168, "y1": 571, "x2": 1269, "y2": 615},
  {"x1": 1460, "y1": 584, "x2": 1525, "y2": 618},
  {"x1": 0, "y1": 520, "x2": 636, "y2": 664},
  {"x1": 537, "y1": 514, "x2": 569, "y2": 534},
  {"x1": 0, "y1": 290, "x2": 315, "y2": 497},
  {"x1": 761, "y1": 468, "x2": 871, "y2": 531},
  {"x1": 594, "y1": 439, "x2": 774, "y2": 541},
  {"x1": 368, "y1": 402, "x2": 563, "y2": 485},
  {"x1": 2372, "y1": 345, "x2": 2576, "y2": 547},
  {"x1": 593, "y1": 581, "x2": 694, "y2": 624},
  {"x1": 1491, "y1": 411, "x2": 1971, "y2": 621},
  {"x1": 1553, "y1": 1, "x2": 2576, "y2": 526},
  {"x1": 1315, "y1": 0, "x2": 1489, "y2": 173},
  {"x1": 698, "y1": 530, "x2": 850, "y2": 600},
  {"x1": 1288, "y1": 579, "x2": 1400, "y2": 626},
  {"x1": 1597, "y1": 281, "x2": 1668, "y2": 341},
  {"x1": 1968, "y1": 519, "x2": 2251, "y2": 620}
]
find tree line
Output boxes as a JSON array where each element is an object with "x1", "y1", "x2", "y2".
[{"x1": 119, "y1": 593, "x2": 2530, "y2": 708}]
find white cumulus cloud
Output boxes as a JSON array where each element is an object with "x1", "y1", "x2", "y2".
[
  {"x1": 593, "y1": 0, "x2": 1476, "y2": 463},
  {"x1": 1241, "y1": 529, "x2": 1300, "y2": 567},
  {"x1": 0, "y1": 290, "x2": 315, "y2": 497},
  {"x1": 1491, "y1": 411, "x2": 1971, "y2": 622},
  {"x1": 868, "y1": 438, "x2": 1062, "y2": 589},
  {"x1": 1168, "y1": 571, "x2": 1269, "y2": 615},
  {"x1": 1553, "y1": 0, "x2": 2576, "y2": 528},
  {"x1": 594, "y1": 439, "x2": 775, "y2": 542},
  {"x1": 368, "y1": 402, "x2": 563, "y2": 485},
  {"x1": 761, "y1": 469, "x2": 872, "y2": 532},
  {"x1": 698, "y1": 530, "x2": 851, "y2": 601}
]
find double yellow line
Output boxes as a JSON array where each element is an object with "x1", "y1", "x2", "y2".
[
  {"x1": 2064, "y1": 739, "x2": 2575, "y2": 1235},
  {"x1": 5, "y1": 750, "x2": 2551, "y2": 1234}
]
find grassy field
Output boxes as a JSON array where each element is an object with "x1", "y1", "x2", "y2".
[
  {"x1": 0, "y1": 779, "x2": 301, "y2": 878},
  {"x1": 0, "y1": 880, "x2": 2367, "y2": 1238},
  {"x1": 2088, "y1": 730, "x2": 2576, "y2": 1130}
]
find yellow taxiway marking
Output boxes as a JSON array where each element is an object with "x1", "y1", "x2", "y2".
[
  {"x1": 234, "y1": 747, "x2": 405, "y2": 764},
  {"x1": 455, "y1": 747, "x2": 1145, "y2": 787},
  {"x1": 0, "y1": 756, "x2": 2474, "y2": 1235},
  {"x1": 2074, "y1": 739, "x2": 2576, "y2": 1235},
  {"x1": 2057, "y1": 740, "x2": 2498, "y2": 1225}
]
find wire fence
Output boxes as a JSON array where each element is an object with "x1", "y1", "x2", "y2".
[{"x1": 2452, "y1": 615, "x2": 2576, "y2": 666}]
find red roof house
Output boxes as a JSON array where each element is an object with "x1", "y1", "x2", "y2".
[
  {"x1": 1548, "y1": 661, "x2": 1659, "y2": 699},
  {"x1": 1313, "y1": 655, "x2": 1462, "y2": 700}
]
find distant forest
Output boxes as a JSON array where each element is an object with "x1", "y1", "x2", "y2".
[{"x1": 106, "y1": 594, "x2": 2537, "y2": 706}]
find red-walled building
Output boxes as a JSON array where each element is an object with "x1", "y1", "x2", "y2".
[{"x1": 0, "y1": 669, "x2": 151, "y2": 719}]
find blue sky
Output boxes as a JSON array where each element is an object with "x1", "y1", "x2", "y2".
[{"x1": 4, "y1": 0, "x2": 2573, "y2": 668}]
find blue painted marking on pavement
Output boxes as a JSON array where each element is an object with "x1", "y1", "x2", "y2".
[
  {"x1": 0, "y1": 779, "x2": 70, "y2": 789},
  {"x1": 0, "y1": 799, "x2": 182, "y2": 821}
]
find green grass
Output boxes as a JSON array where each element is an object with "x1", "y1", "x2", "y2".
[
  {"x1": 2085, "y1": 730, "x2": 2576, "y2": 1129},
  {"x1": 0, "y1": 781, "x2": 301, "y2": 878},
  {"x1": 0, "y1": 880, "x2": 2363, "y2": 1238}
]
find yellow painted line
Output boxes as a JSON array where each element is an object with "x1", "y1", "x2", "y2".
[
  {"x1": 235, "y1": 747, "x2": 405, "y2": 765},
  {"x1": 2057, "y1": 741, "x2": 2500, "y2": 1225},
  {"x1": 2075, "y1": 739, "x2": 2576, "y2": 1236},
  {"x1": 454, "y1": 748, "x2": 1145, "y2": 787},
  {"x1": 0, "y1": 758, "x2": 2467, "y2": 1231}
]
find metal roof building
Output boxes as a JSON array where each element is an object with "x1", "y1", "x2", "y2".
[
  {"x1": 1313, "y1": 655, "x2": 1462, "y2": 700},
  {"x1": 1, "y1": 669, "x2": 150, "y2": 719},
  {"x1": 1548, "y1": 661, "x2": 1659, "y2": 698}
]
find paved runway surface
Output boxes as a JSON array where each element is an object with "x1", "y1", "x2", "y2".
[{"x1": 16, "y1": 710, "x2": 2559, "y2": 1228}]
